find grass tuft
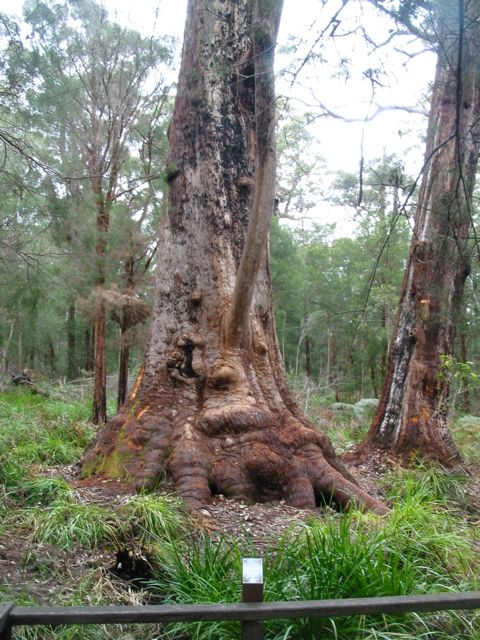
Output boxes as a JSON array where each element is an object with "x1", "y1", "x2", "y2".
[
  {"x1": 18, "y1": 476, "x2": 75, "y2": 505},
  {"x1": 120, "y1": 493, "x2": 189, "y2": 544},
  {"x1": 20, "y1": 500, "x2": 125, "y2": 549}
]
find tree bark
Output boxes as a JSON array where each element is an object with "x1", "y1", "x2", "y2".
[
  {"x1": 92, "y1": 197, "x2": 109, "y2": 425},
  {"x1": 459, "y1": 331, "x2": 470, "y2": 414},
  {"x1": 84, "y1": 326, "x2": 94, "y2": 373},
  {"x1": 117, "y1": 258, "x2": 134, "y2": 411},
  {"x1": 354, "y1": 0, "x2": 480, "y2": 466},
  {"x1": 82, "y1": 0, "x2": 386, "y2": 514},
  {"x1": 67, "y1": 302, "x2": 76, "y2": 381},
  {"x1": 92, "y1": 300, "x2": 107, "y2": 424},
  {"x1": 117, "y1": 317, "x2": 130, "y2": 410},
  {"x1": 117, "y1": 257, "x2": 133, "y2": 411}
]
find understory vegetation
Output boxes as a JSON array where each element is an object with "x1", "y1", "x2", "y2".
[{"x1": 1, "y1": 389, "x2": 479, "y2": 639}]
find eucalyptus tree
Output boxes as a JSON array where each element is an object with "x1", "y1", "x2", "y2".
[
  {"x1": 82, "y1": 0, "x2": 386, "y2": 514},
  {"x1": 0, "y1": 11, "x2": 49, "y2": 375},
  {"x1": 269, "y1": 217, "x2": 305, "y2": 374},
  {"x1": 356, "y1": 0, "x2": 480, "y2": 465},
  {"x1": 276, "y1": 109, "x2": 325, "y2": 224},
  {"x1": 24, "y1": 0, "x2": 173, "y2": 420},
  {"x1": 269, "y1": 155, "x2": 411, "y2": 398}
]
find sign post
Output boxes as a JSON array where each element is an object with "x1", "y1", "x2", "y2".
[{"x1": 241, "y1": 558, "x2": 263, "y2": 640}]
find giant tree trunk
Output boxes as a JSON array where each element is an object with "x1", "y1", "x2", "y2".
[
  {"x1": 354, "y1": 0, "x2": 480, "y2": 466},
  {"x1": 82, "y1": 0, "x2": 385, "y2": 514}
]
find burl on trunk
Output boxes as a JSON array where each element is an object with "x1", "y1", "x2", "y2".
[{"x1": 82, "y1": 0, "x2": 386, "y2": 514}]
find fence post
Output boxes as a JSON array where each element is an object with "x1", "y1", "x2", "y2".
[
  {"x1": 241, "y1": 558, "x2": 263, "y2": 640},
  {"x1": 0, "y1": 603, "x2": 13, "y2": 640}
]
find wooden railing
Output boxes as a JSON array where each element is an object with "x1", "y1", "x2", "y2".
[{"x1": 2, "y1": 591, "x2": 480, "y2": 640}]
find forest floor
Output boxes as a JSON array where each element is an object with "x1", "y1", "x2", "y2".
[
  {"x1": 1, "y1": 387, "x2": 480, "y2": 639},
  {"x1": 2, "y1": 446, "x2": 479, "y2": 604}
]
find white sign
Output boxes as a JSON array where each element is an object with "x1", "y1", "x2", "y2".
[{"x1": 242, "y1": 558, "x2": 263, "y2": 584}]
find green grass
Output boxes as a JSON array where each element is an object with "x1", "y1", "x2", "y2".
[
  {"x1": 18, "y1": 476, "x2": 75, "y2": 505},
  {"x1": 146, "y1": 469, "x2": 480, "y2": 640},
  {"x1": 148, "y1": 535, "x2": 243, "y2": 639},
  {"x1": 0, "y1": 391, "x2": 95, "y2": 491},
  {"x1": 120, "y1": 493, "x2": 189, "y2": 545},
  {"x1": 19, "y1": 500, "x2": 126, "y2": 549},
  {"x1": 1, "y1": 389, "x2": 480, "y2": 639},
  {"x1": 452, "y1": 414, "x2": 480, "y2": 461},
  {"x1": 383, "y1": 463, "x2": 470, "y2": 511}
]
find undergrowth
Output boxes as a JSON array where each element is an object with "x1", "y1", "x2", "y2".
[
  {"x1": 1, "y1": 389, "x2": 480, "y2": 639},
  {"x1": 0, "y1": 391, "x2": 94, "y2": 489},
  {"x1": 147, "y1": 498, "x2": 479, "y2": 639}
]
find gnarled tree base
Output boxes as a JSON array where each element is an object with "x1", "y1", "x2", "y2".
[{"x1": 82, "y1": 351, "x2": 387, "y2": 515}]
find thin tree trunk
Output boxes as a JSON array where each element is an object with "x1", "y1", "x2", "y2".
[
  {"x1": 48, "y1": 337, "x2": 56, "y2": 373},
  {"x1": 28, "y1": 342, "x2": 35, "y2": 370},
  {"x1": 0, "y1": 317, "x2": 15, "y2": 376},
  {"x1": 67, "y1": 302, "x2": 76, "y2": 381},
  {"x1": 18, "y1": 327, "x2": 22, "y2": 370},
  {"x1": 325, "y1": 327, "x2": 331, "y2": 388},
  {"x1": 92, "y1": 300, "x2": 107, "y2": 424},
  {"x1": 117, "y1": 316, "x2": 130, "y2": 410},
  {"x1": 28, "y1": 312, "x2": 37, "y2": 370},
  {"x1": 84, "y1": 326, "x2": 94, "y2": 372},
  {"x1": 117, "y1": 258, "x2": 136, "y2": 410},
  {"x1": 328, "y1": 330, "x2": 340, "y2": 402},
  {"x1": 359, "y1": 337, "x2": 365, "y2": 399},
  {"x1": 370, "y1": 362, "x2": 378, "y2": 398},
  {"x1": 305, "y1": 335, "x2": 313, "y2": 381},
  {"x1": 460, "y1": 332, "x2": 470, "y2": 414},
  {"x1": 380, "y1": 312, "x2": 389, "y2": 380},
  {"x1": 294, "y1": 327, "x2": 304, "y2": 379},
  {"x1": 92, "y1": 198, "x2": 110, "y2": 424}
]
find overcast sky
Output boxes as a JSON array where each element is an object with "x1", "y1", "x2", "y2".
[
  {"x1": 1, "y1": 0, "x2": 436, "y2": 233},
  {"x1": 101, "y1": 0, "x2": 435, "y2": 171}
]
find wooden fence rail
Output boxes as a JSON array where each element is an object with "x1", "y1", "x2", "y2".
[{"x1": 2, "y1": 591, "x2": 480, "y2": 639}]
